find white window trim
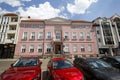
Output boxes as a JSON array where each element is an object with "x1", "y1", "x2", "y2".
[
  {"x1": 22, "y1": 32, "x2": 27, "y2": 39},
  {"x1": 29, "y1": 45, "x2": 34, "y2": 52},
  {"x1": 38, "y1": 45, "x2": 42, "y2": 53},
  {"x1": 81, "y1": 45, "x2": 85, "y2": 52},
  {"x1": 86, "y1": 32, "x2": 91, "y2": 39},
  {"x1": 38, "y1": 32, "x2": 43, "y2": 39},
  {"x1": 72, "y1": 32, "x2": 77, "y2": 39},
  {"x1": 73, "y1": 45, "x2": 78, "y2": 52},
  {"x1": 80, "y1": 32, "x2": 84, "y2": 39},
  {"x1": 64, "y1": 32, "x2": 69, "y2": 39},
  {"x1": 21, "y1": 45, "x2": 26, "y2": 53},
  {"x1": 64, "y1": 44, "x2": 69, "y2": 52},
  {"x1": 31, "y1": 32, "x2": 35, "y2": 39},
  {"x1": 88, "y1": 45, "x2": 92, "y2": 52},
  {"x1": 47, "y1": 32, "x2": 52, "y2": 39}
]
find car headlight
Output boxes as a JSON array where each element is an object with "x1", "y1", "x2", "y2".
[{"x1": 32, "y1": 74, "x2": 41, "y2": 80}]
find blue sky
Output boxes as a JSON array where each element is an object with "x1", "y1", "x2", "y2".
[{"x1": 0, "y1": 0, "x2": 120, "y2": 21}]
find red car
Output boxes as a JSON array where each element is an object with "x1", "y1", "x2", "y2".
[
  {"x1": 47, "y1": 58, "x2": 84, "y2": 80},
  {"x1": 0, "y1": 56, "x2": 42, "y2": 80}
]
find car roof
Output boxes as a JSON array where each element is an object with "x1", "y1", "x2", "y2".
[
  {"x1": 102, "y1": 56, "x2": 120, "y2": 59},
  {"x1": 86, "y1": 58, "x2": 100, "y2": 61},
  {"x1": 51, "y1": 57, "x2": 66, "y2": 61}
]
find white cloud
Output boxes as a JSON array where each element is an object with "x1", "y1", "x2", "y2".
[
  {"x1": 67, "y1": 0, "x2": 98, "y2": 14},
  {"x1": 0, "y1": 0, "x2": 32, "y2": 7},
  {"x1": 0, "y1": 8, "x2": 10, "y2": 15},
  {"x1": 17, "y1": 2, "x2": 67, "y2": 19},
  {"x1": 0, "y1": 0, "x2": 22, "y2": 7}
]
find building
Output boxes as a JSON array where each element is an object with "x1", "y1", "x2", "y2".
[
  {"x1": 0, "y1": 13, "x2": 20, "y2": 58},
  {"x1": 14, "y1": 17, "x2": 98, "y2": 58},
  {"x1": 93, "y1": 14, "x2": 120, "y2": 56}
]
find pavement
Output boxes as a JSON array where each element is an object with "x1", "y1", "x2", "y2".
[{"x1": 0, "y1": 58, "x2": 73, "y2": 80}]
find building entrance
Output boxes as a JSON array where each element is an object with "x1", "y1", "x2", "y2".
[{"x1": 54, "y1": 42, "x2": 63, "y2": 54}]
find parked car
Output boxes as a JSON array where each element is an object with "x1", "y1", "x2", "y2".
[
  {"x1": 0, "y1": 56, "x2": 42, "y2": 80},
  {"x1": 74, "y1": 57, "x2": 120, "y2": 80},
  {"x1": 100, "y1": 56, "x2": 120, "y2": 70},
  {"x1": 47, "y1": 57, "x2": 84, "y2": 80}
]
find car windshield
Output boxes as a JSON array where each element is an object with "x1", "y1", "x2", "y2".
[
  {"x1": 88, "y1": 59, "x2": 112, "y2": 69},
  {"x1": 115, "y1": 57, "x2": 120, "y2": 62},
  {"x1": 13, "y1": 58, "x2": 38, "y2": 67},
  {"x1": 53, "y1": 60, "x2": 73, "y2": 69}
]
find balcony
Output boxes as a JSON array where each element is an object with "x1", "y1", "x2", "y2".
[{"x1": 7, "y1": 30, "x2": 16, "y2": 33}]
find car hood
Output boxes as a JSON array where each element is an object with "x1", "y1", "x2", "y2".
[
  {"x1": 94, "y1": 67, "x2": 120, "y2": 80},
  {"x1": 55, "y1": 67, "x2": 83, "y2": 80},
  {"x1": 1, "y1": 66, "x2": 39, "y2": 80}
]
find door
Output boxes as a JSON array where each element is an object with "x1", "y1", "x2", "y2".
[{"x1": 55, "y1": 45, "x2": 61, "y2": 54}]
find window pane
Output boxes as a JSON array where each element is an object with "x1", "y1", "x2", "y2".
[
  {"x1": 38, "y1": 45, "x2": 42, "y2": 53},
  {"x1": 21, "y1": 45, "x2": 26, "y2": 53},
  {"x1": 30, "y1": 45, "x2": 34, "y2": 52}
]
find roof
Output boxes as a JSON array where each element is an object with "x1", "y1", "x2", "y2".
[
  {"x1": 3, "y1": 13, "x2": 19, "y2": 16},
  {"x1": 21, "y1": 18, "x2": 44, "y2": 22},
  {"x1": 72, "y1": 20, "x2": 91, "y2": 23},
  {"x1": 86, "y1": 58, "x2": 99, "y2": 61}
]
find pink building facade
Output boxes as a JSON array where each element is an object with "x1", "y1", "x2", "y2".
[{"x1": 14, "y1": 17, "x2": 98, "y2": 58}]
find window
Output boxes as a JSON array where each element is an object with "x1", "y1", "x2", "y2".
[
  {"x1": 22, "y1": 32, "x2": 27, "y2": 40},
  {"x1": 81, "y1": 45, "x2": 85, "y2": 52},
  {"x1": 39, "y1": 25, "x2": 44, "y2": 29},
  {"x1": 46, "y1": 45, "x2": 52, "y2": 53},
  {"x1": 86, "y1": 25, "x2": 90, "y2": 29},
  {"x1": 86, "y1": 32, "x2": 91, "y2": 39},
  {"x1": 64, "y1": 32, "x2": 69, "y2": 39},
  {"x1": 56, "y1": 32, "x2": 60, "y2": 40},
  {"x1": 47, "y1": 32, "x2": 52, "y2": 39},
  {"x1": 38, "y1": 45, "x2": 42, "y2": 53},
  {"x1": 24, "y1": 24, "x2": 29, "y2": 28},
  {"x1": 88, "y1": 45, "x2": 92, "y2": 52},
  {"x1": 80, "y1": 32, "x2": 84, "y2": 39},
  {"x1": 73, "y1": 45, "x2": 78, "y2": 52},
  {"x1": 72, "y1": 32, "x2": 77, "y2": 39},
  {"x1": 98, "y1": 38, "x2": 101, "y2": 42},
  {"x1": 21, "y1": 45, "x2": 26, "y2": 53},
  {"x1": 31, "y1": 32, "x2": 35, "y2": 39},
  {"x1": 29, "y1": 45, "x2": 34, "y2": 52},
  {"x1": 64, "y1": 45, "x2": 69, "y2": 52},
  {"x1": 97, "y1": 30, "x2": 100, "y2": 34},
  {"x1": 39, "y1": 32, "x2": 43, "y2": 39}
]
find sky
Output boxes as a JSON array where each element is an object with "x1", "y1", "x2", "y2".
[{"x1": 0, "y1": 0, "x2": 120, "y2": 21}]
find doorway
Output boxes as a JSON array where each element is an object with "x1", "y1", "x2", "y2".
[{"x1": 55, "y1": 44, "x2": 62, "y2": 54}]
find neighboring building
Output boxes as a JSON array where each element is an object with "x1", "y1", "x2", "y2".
[
  {"x1": 0, "y1": 13, "x2": 20, "y2": 58},
  {"x1": 14, "y1": 17, "x2": 98, "y2": 58},
  {"x1": 93, "y1": 14, "x2": 120, "y2": 56}
]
